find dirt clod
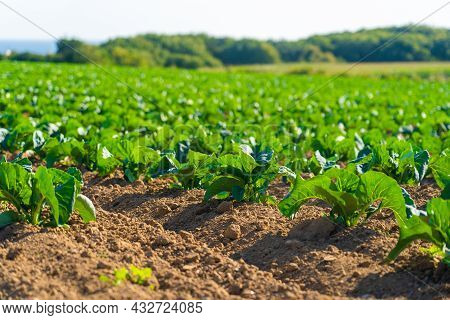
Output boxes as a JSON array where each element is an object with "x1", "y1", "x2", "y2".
[
  {"x1": 285, "y1": 263, "x2": 299, "y2": 272},
  {"x1": 216, "y1": 201, "x2": 233, "y2": 214},
  {"x1": 154, "y1": 235, "x2": 172, "y2": 246},
  {"x1": 155, "y1": 204, "x2": 172, "y2": 215},
  {"x1": 81, "y1": 251, "x2": 92, "y2": 258},
  {"x1": 185, "y1": 253, "x2": 200, "y2": 263},
  {"x1": 358, "y1": 261, "x2": 371, "y2": 268},
  {"x1": 289, "y1": 217, "x2": 336, "y2": 241},
  {"x1": 179, "y1": 230, "x2": 195, "y2": 242},
  {"x1": 97, "y1": 261, "x2": 111, "y2": 269},
  {"x1": 322, "y1": 255, "x2": 336, "y2": 262},
  {"x1": 352, "y1": 271, "x2": 362, "y2": 277},
  {"x1": 223, "y1": 224, "x2": 241, "y2": 240},
  {"x1": 6, "y1": 249, "x2": 20, "y2": 260}
]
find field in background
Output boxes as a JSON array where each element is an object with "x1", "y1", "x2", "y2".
[{"x1": 205, "y1": 62, "x2": 450, "y2": 79}]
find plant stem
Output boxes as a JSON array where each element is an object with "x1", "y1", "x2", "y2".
[{"x1": 31, "y1": 198, "x2": 44, "y2": 225}]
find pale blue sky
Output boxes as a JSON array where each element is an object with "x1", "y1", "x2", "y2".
[{"x1": 0, "y1": 0, "x2": 449, "y2": 41}]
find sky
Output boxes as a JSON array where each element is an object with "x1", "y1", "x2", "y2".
[{"x1": 0, "y1": 0, "x2": 449, "y2": 41}]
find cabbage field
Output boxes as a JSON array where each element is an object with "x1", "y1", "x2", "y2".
[{"x1": 0, "y1": 61, "x2": 448, "y2": 299}]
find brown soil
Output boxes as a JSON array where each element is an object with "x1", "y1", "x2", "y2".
[{"x1": 0, "y1": 173, "x2": 448, "y2": 300}]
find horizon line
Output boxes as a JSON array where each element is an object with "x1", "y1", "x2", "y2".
[{"x1": 0, "y1": 23, "x2": 447, "y2": 44}]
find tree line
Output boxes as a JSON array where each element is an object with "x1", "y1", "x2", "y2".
[{"x1": 2, "y1": 26, "x2": 449, "y2": 68}]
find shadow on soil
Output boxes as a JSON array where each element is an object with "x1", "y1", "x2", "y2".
[
  {"x1": 350, "y1": 261, "x2": 449, "y2": 299},
  {"x1": 163, "y1": 202, "x2": 219, "y2": 232},
  {"x1": 0, "y1": 224, "x2": 37, "y2": 242},
  {"x1": 237, "y1": 219, "x2": 380, "y2": 269},
  {"x1": 101, "y1": 188, "x2": 186, "y2": 212}
]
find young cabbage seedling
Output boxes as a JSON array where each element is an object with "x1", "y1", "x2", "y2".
[
  {"x1": 387, "y1": 191, "x2": 449, "y2": 265},
  {"x1": 349, "y1": 142, "x2": 430, "y2": 185},
  {"x1": 429, "y1": 150, "x2": 449, "y2": 199},
  {"x1": 278, "y1": 168, "x2": 406, "y2": 227},
  {"x1": 99, "y1": 265, "x2": 156, "y2": 289},
  {"x1": 203, "y1": 145, "x2": 295, "y2": 203},
  {"x1": 149, "y1": 149, "x2": 214, "y2": 190},
  {"x1": 0, "y1": 162, "x2": 96, "y2": 228},
  {"x1": 106, "y1": 139, "x2": 160, "y2": 182}
]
